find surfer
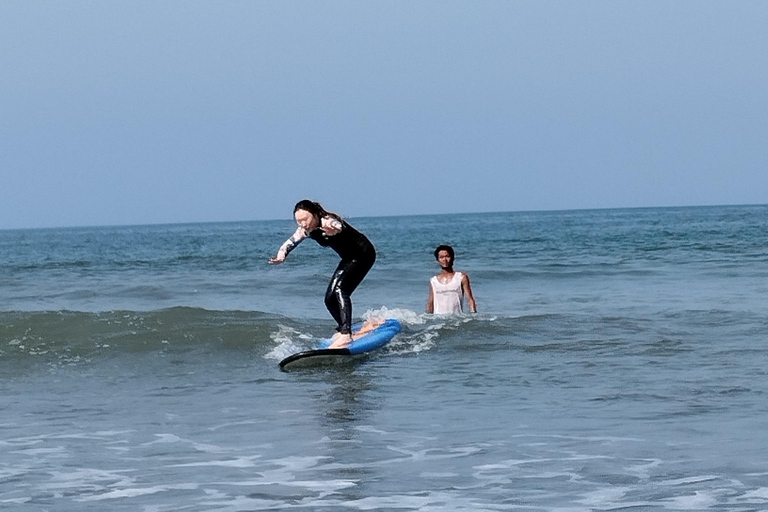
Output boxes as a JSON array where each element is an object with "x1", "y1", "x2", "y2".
[
  {"x1": 270, "y1": 200, "x2": 376, "y2": 348},
  {"x1": 426, "y1": 245, "x2": 477, "y2": 314}
]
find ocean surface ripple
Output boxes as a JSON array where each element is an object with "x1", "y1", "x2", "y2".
[{"x1": 2, "y1": 205, "x2": 768, "y2": 511}]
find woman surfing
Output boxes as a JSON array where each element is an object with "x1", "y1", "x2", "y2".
[{"x1": 270, "y1": 200, "x2": 376, "y2": 348}]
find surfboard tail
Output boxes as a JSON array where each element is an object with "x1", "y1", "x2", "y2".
[{"x1": 279, "y1": 348, "x2": 352, "y2": 371}]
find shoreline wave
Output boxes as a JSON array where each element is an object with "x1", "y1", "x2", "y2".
[{"x1": 0, "y1": 307, "x2": 500, "y2": 366}]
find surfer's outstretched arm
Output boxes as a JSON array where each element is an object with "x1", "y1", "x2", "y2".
[{"x1": 270, "y1": 226, "x2": 308, "y2": 264}]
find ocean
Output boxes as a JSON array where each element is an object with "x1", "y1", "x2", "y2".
[{"x1": 1, "y1": 205, "x2": 767, "y2": 511}]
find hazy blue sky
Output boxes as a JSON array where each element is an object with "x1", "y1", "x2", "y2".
[{"x1": 2, "y1": 1, "x2": 767, "y2": 229}]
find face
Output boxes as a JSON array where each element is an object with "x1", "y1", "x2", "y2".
[
  {"x1": 437, "y1": 250, "x2": 453, "y2": 269},
  {"x1": 295, "y1": 209, "x2": 319, "y2": 231}
]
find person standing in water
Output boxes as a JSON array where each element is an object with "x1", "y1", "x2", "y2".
[
  {"x1": 426, "y1": 244, "x2": 477, "y2": 314},
  {"x1": 270, "y1": 200, "x2": 376, "y2": 348}
]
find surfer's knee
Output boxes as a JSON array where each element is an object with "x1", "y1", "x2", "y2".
[{"x1": 325, "y1": 284, "x2": 341, "y2": 306}]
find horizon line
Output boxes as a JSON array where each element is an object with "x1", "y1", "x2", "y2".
[{"x1": 3, "y1": 202, "x2": 766, "y2": 232}]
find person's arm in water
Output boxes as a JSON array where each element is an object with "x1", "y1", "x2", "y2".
[
  {"x1": 426, "y1": 281, "x2": 435, "y2": 313},
  {"x1": 462, "y1": 273, "x2": 477, "y2": 313},
  {"x1": 269, "y1": 226, "x2": 308, "y2": 264}
]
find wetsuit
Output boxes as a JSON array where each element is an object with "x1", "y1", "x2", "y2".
[{"x1": 277, "y1": 217, "x2": 376, "y2": 334}]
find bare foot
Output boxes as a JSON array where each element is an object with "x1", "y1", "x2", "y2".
[
  {"x1": 354, "y1": 319, "x2": 383, "y2": 337},
  {"x1": 329, "y1": 332, "x2": 352, "y2": 348}
]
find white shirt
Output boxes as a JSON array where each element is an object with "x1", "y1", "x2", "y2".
[{"x1": 430, "y1": 272, "x2": 464, "y2": 314}]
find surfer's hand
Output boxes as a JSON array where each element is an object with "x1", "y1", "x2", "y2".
[
  {"x1": 320, "y1": 217, "x2": 342, "y2": 236},
  {"x1": 269, "y1": 256, "x2": 285, "y2": 264}
]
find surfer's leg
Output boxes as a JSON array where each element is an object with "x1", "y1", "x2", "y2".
[
  {"x1": 325, "y1": 254, "x2": 375, "y2": 336},
  {"x1": 325, "y1": 265, "x2": 353, "y2": 348},
  {"x1": 325, "y1": 264, "x2": 350, "y2": 334}
]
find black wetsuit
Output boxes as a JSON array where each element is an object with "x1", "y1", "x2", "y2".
[{"x1": 309, "y1": 220, "x2": 376, "y2": 334}]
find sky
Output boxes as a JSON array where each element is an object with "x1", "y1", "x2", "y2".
[{"x1": 1, "y1": 1, "x2": 767, "y2": 229}]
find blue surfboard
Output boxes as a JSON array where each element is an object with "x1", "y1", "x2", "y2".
[{"x1": 279, "y1": 319, "x2": 401, "y2": 370}]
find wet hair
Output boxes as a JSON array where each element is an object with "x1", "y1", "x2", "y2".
[
  {"x1": 434, "y1": 245, "x2": 455, "y2": 265},
  {"x1": 293, "y1": 200, "x2": 340, "y2": 222}
]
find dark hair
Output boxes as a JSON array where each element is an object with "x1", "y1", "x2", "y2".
[
  {"x1": 293, "y1": 200, "x2": 341, "y2": 222},
  {"x1": 434, "y1": 244, "x2": 455, "y2": 263},
  {"x1": 294, "y1": 200, "x2": 326, "y2": 217}
]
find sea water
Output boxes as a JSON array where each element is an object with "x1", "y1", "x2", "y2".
[{"x1": 1, "y1": 205, "x2": 767, "y2": 511}]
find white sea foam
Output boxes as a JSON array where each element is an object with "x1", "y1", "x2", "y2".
[
  {"x1": 624, "y1": 458, "x2": 663, "y2": 479},
  {"x1": 660, "y1": 489, "x2": 720, "y2": 509},
  {"x1": 207, "y1": 419, "x2": 264, "y2": 432},
  {"x1": 264, "y1": 323, "x2": 311, "y2": 360},
  {"x1": 326, "y1": 491, "x2": 520, "y2": 512},
  {"x1": 142, "y1": 433, "x2": 225, "y2": 454},
  {"x1": 355, "y1": 425, "x2": 390, "y2": 435},
  {"x1": 0, "y1": 497, "x2": 32, "y2": 505},
  {"x1": 363, "y1": 306, "x2": 426, "y2": 325},
  {"x1": 660, "y1": 475, "x2": 720, "y2": 486},
  {"x1": 42, "y1": 467, "x2": 135, "y2": 491},
  {"x1": 739, "y1": 487, "x2": 768, "y2": 501},
  {"x1": 577, "y1": 487, "x2": 630, "y2": 506},
  {"x1": 170, "y1": 455, "x2": 262, "y2": 468},
  {"x1": 76, "y1": 483, "x2": 199, "y2": 501},
  {"x1": 195, "y1": 495, "x2": 286, "y2": 512}
]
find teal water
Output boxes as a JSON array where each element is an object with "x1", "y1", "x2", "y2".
[{"x1": 1, "y1": 205, "x2": 768, "y2": 511}]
